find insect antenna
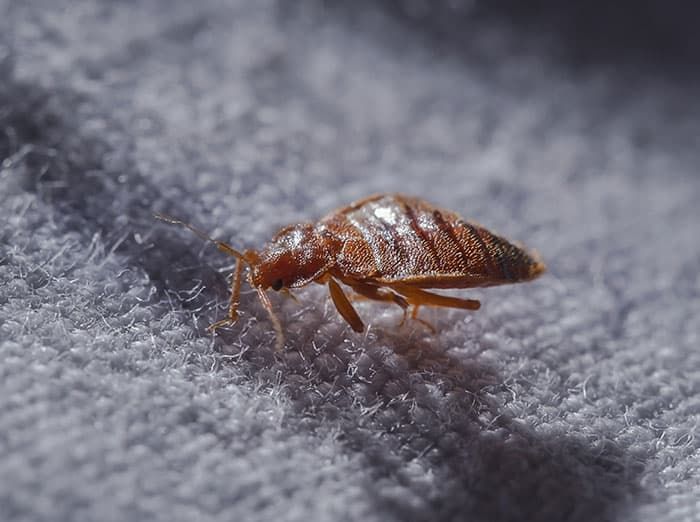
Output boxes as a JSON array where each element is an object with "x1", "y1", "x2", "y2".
[{"x1": 154, "y1": 213, "x2": 249, "y2": 265}]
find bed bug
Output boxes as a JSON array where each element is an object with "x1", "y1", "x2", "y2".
[{"x1": 156, "y1": 194, "x2": 545, "y2": 348}]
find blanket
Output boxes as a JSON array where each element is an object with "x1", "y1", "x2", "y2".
[{"x1": 1, "y1": 1, "x2": 699, "y2": 520}]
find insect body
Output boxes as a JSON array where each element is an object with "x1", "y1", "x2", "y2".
[{"x1": 158, "y1": 194, "x2": 545, "y2": 348}]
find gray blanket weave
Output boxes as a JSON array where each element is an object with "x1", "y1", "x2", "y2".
[{"x1": 1, "y1": 2, "x2": 699, "y2": 521}]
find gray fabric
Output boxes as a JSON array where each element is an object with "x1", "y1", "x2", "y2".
[{"x1": 1, "y1": 1, "x2": 699, "y2": 521}]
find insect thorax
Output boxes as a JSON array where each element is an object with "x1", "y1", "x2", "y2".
[{"x1": 252, "y1": 224, "x2": 330, "y2": 289}]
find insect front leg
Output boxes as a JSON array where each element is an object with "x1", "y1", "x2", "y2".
[
  {"x1": 255, "y1": 287, "x2": 285, "y2": 350},
  {"x1": 207, "y1": 257, "x2": 244, "y2": 332}
]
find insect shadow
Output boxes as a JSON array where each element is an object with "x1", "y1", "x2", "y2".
[
  {"x1": 212, "y1": 290, "x2": 644, "y2": 522},
  {"x1": 356, "y1": 410, "x2": 645, "y2": 522}
]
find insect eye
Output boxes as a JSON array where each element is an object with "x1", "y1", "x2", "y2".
[{"x1": 271, "y1": 279, "x2": 284, "y2": 291}]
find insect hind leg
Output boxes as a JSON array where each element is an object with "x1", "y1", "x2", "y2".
[
  {"x1": 346, "y1": 281, "x2": 408, "y2": 309},
  {"x1": 404, "y1": 305, "x2": 437, "y2": 333},
  {"x1": 390, "y1": 283, "x2": 481, "y2": 329},
  {"x1": 342, "y1": 280, "x2": 415, "y2": 328},
  {"x1": 391, "y1": 284, "x2": 480, "y2": 310}
]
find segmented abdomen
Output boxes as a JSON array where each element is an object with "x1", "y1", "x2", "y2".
[{"x1": 319, "y1": 194, "x2": 543, "y2": 287}]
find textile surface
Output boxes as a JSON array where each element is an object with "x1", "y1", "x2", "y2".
[{"x1": 1, "y1": 1, "x2": 699, "y2": 521}]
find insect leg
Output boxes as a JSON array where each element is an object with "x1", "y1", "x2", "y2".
[
  {"x1": 346, "y1": 281, "x2": 409, "y2": 309},
  {"x1": 207, "y1": 257, "x2": 244, "y2": 331},
  {"x1": 256, "y1": 287, "x2": 285, "y2": 350},
  {"x1": 280, "y1": 288, "x2": 299, "y2": 303},
  {"x1": 407, "y1": 305, "x2": 437, "y2": 333},
  {"x1": 328, "y1": 278, "x2": 365, "y2": 333},
  {"x1": 343, "y1": 280, "x2": 411, "y2": 326},
  {"x1": 391, "y1": 284, "x2": 481, "y2": 311}
]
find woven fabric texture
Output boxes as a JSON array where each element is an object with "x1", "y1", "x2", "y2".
[{"x1": 1, "y1": 2, "x2": 699, "y2": 521}]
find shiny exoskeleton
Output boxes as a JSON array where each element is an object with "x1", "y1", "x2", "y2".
[{"x1": 158, "y1": 194, "x2": 545, "y2": 348}]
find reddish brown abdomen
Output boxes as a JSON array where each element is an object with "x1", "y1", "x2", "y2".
[{"x1": 319, "y1": 194, "x2": 544, "y2": 288}]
